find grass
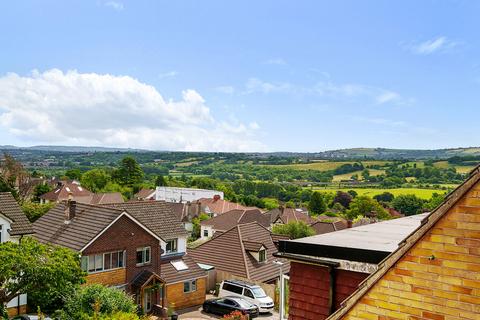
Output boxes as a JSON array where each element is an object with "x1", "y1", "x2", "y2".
[
  {"x1": 309, "y1": 187, "x2": 453, "y2": 199},
  {"x1": 332, "y1": 169, "x2": 385, "y2": 182},
  {"x1": 268, "y1": 160, "x2": 390, "y2": 172}
]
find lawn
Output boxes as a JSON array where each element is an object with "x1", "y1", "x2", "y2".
[{"x1": 310, "y1": 187, "x2": 453, "y2": 199}]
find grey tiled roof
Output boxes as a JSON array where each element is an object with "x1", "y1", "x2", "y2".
[
  {"x1": 160, "y1": 254, "x2": 207, "y2": 284},
  {"x1": 0, "y1": 192, "x2": 34, "y2": 236}
]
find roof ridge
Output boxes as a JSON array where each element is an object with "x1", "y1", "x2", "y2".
[
  {"x1": 328, "y1": 166, "x2": 480, "y2": 320},
  {"x1": 237, "y1": 225, "x2": 250, "y2": 279}
]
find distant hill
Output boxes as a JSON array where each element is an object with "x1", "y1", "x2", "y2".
[
  {"x1": 316, "y1": 147, "x2": 480, "y2": 160},
  {"x1": 0, "y1": 145, "x2": 148, "y2": 153}
]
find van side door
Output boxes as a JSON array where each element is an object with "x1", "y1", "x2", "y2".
[{"x1": 242, "y1": 288, "x2": 256, "y2": 305}]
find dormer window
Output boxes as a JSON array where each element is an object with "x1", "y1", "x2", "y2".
[
  {"x1": 259, "y1": 248, "x2": 266, "y2": 263},
  {"x1": 166, "y1": 239, "x2": 178, "y2": 254}
]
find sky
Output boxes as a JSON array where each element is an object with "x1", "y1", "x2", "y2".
[{"x1": 0, "y1": 0, "x2": 479, "y2": 152}]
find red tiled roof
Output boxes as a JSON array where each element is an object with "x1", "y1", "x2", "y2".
[
  {"x1": 200, "y1": 209, "x2": 271, "y2": 231},
  {"x1": 39, "y1": 182, "x2": 93, "y2": 202},
  {"x1": 197, "y1": 197, "x2": 256, "y2": 215}
]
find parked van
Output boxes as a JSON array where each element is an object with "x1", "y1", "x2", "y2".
[{"x1": 219, "y1": 280, "x2": 274, "y2": 313}]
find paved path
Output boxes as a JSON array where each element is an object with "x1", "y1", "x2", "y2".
[{"x1": 177, "y1": 305, "x2": 280, "y2": 320}]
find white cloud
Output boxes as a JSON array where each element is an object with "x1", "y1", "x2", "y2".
[
  {"x1": 158, "y1": 71, "x2": 178, "y2": 79},
  {"x1": 105, "y1": 1, "x2": 124, "y2": 11},
  {"x1": 406, "y1": 36, "x2": 459, "y2": 55},
  {"x1": 215, "y1": 85, "x2": 235, "y2": 94},
  {"x1": 0, "y1": 69, "x2": 265, "y2": 152},
  {"x1": 245, "y1": 78, "x2": 293, "y2": 94},
  {"x1": 265, "y1": 58, "x2": 287, "y2": 66}
]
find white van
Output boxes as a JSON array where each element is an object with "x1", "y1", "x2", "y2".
[{"x1": 219, "y1": 280, "x2": 274, "y2": 313}]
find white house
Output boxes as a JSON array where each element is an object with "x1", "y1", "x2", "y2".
[
  {"x1": 0, "y1": 192, "x2": 34, "y2": 317},
  {"x1": 155, "y1": 186, "x2": 223, "y2": 203}
]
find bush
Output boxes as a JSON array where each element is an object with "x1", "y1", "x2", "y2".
[
  {"x1": 272, "y1": 221, "x2": 316, "y2": 239},
  {"x1": 58, "y1": 284, "x2": 138, "y2": 319}
]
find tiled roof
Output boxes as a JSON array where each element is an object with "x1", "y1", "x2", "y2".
[
  {"x1": 160, "y1": 254, "x2": 207, "y2": 284},
  {"x1": 104, "y1": 201, "x2": 188, "y2": 240},
  {"x1": 88, "y1": 192, "x2": 124, "y2": 205},
  {"x1": 39, "y1": 182, "x2": 93, "y2": 202},
  {"x1": 200, "y1": 209, "x2": 270, "y2": 231},
  {"x1": 242, "y1": 240, "x2": 265, "y2": 252},
  {"x1": 197, "y1": 197, "x2": 256, "y2": 215},
  {"x1": 267, "y1": 207, "x2": 315, "y2": 224},
  {"x1": 33, "y1": 202, "x2": 123, "y2": 251},
  {"x1": 167, "y1": 202, "x2": 202, "y2": 222},
  {"x1": 134, "y1": 188, "x2": 155, "y2": 200},
  {"x1": 190, "y1": 222, "x2": 289, "y2": 282},
  {"x1": 0, "y1": 192, "x2": 34, "y2": 236}
]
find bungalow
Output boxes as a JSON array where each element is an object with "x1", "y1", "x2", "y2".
[
  {"x1": 190, "y1": 222, "x2": 290, "y2": 284},
  {"x1": 39, "y1": 181, "x2": 93, "y2": 203},
  {"x1": 276, "y1": 213, "x2": 427, "y2": 319},
  {"x1": 199, "y1": 209, "x2": 270, "y2": 239},
  {"x1": 197, "y1": 195, "x2": 257, "y2": 216},
  {"x1": 328, "y1": 165, "x2": 480, "y2": 320},
  {"x1": 0, "y1": 192, "x2": 34, "y2": 317}
]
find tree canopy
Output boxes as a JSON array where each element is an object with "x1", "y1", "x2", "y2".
[
  {"x1": 345, "y1": 196, "x2": 390, "y2": 221},
  {"x1": 308, "y1": 192, "x2": 326, "y2": 215},
  {"x1": 392, "y1": 194, "x2": 425, "y2": 216},
  {"x1": 272, "y1": 221, "x2": 316, "y2": 239}
]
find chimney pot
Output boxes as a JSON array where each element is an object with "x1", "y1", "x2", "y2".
[
  {"x1": 213, "y1": 194, "x2": 221, "y2": 202},
  {"x1": 64, "y1": 198, "x2": 76, "y2": 223}
]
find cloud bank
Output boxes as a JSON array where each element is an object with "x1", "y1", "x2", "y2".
[{"x1": 0, "y1": 69, "x2": 264, "y2": 152}]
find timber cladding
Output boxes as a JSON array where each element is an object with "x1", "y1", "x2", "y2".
[
  {"x1": 7, "y1": 305, "x2": 27, "y2": 318},
  {"x1": 335, "y1": 180, "x2": 480, "y2": 319},
  {"x1": 165, "y1": 278, "x2": 206, "y2": 310},
  {"x1": 85, "y1": 268, "x2": 127, "y2": 286},
  {"x1": 82, "y1": 215, "x2": 162, "y2": 291}
]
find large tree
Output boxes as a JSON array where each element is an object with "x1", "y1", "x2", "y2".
[
  {"x1": 345, "y1": 196, "x2": 390, "y2": 221},
  {"x1": 113, "y1": 156, "x2": 144, "y2": 187},
  {"x1": 308, "y1": 192, "x2": 326, "y2": 215},
  {"x1": 332, "y1": 191, "x2": 353, "y2": 209},
  {"x1": 272, "y1": 221, "x2": 316, "y2": 239},
  {"x1": 81, "y1": 168, "x2": 110, "y2": 192},
  {"x1": 0, "y1": 238, "x2": 85, "y2": 314},
  {"x1": 392, "y1": 194, "x2": 425, "y2": 216},
  {"x1": 0, "y1": 153, "x2": 30, "y2": 199}
]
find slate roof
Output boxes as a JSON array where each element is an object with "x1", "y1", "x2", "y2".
[
  {"x1": 0, "y1": 192, "x2": 34, "y2": 236},
  {"x1": 190, "y1": 222, "x2": 290, "y2": 282},
  {"x1": 33, "y1": 202, "x2": 123, "y2": 251},
  {"x1": 104, "y1": 201, "x2": 188, "y2": 239},
  {"x1": 160, "y1": 254, "x2": 207, "y2": 284},
  {"x1": 200, "y1": 209, "x2": 271, "y2": 231},
  {"x1": 39, "y1": 182, "x2": 93, "y2": 202}
]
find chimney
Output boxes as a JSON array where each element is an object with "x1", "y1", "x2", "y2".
[
  {"x1": 64, "y1": 192, "x2": 76, "y2": 224},
  {"x1": 347, "y1": 220, "x2": 353, "y2": 228},
  {"x1": 213, "y1": 194, "x2": 221, "y2": 202}
]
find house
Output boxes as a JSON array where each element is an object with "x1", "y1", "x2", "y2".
[
  {"x1": 155, "y1": 187, "x2": 223, "y2": 203},
  {"x1": 88, "y1": 192, "x2": 124, "y2": 205},
  {"x1": 197, "y1": 195, "x2": 256, "y2": 216},
  {"x1": 327, "y1": 165, "x2": 480, "y2": 320},
  {"x1": 104, "y1": 201, "x2": 207, "y2": 309},
  {"x1": 276, "y1": 213, "x2": 428, "y2": 319},
  {"x1": 134, "y1": 188, "x2": 156, "y2": 201},
  {"x1": 268, "y1": 207, "x2": 314, "y2": 225},
  {"x1": 190, "y1": 222, "x2": 290, "y2": 284},
  {"x1": 0, "y1": 192, "x2": 35, "y2": 317},
  {"x1": 168, "y1": 201, "x2": 202, "y2": 233},
  {"x1": 33, "y1": 200, "x2": 167, "y2": 314},
  {"x1": 39, "y1": 181, "x2": 93, "y2": 203},
  {"x1": 200, "y1": 209, "x2": 271, "y2": 239},
  {"x1": 309, "y1": 219, "x2": 347, "y2": 235}
]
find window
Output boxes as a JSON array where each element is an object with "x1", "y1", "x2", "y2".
[
  {"x1": 184, "y1": 280, "x2": 197, "y2": 293},
  {"x1": 165, "y1": 239, "x2": 178, "y2": 254},
  {"x1": 203, "y1": 229, "x2": 209, "y2": 237},
  {"x1": 259, "y1": 249, "x2": 266, "y2": 263},
  {"x1": 244, "y1": 289, "x2": 255, "y2": 299},
  {"x1": 136, "y1": 247, "x2": 151, "y2": 265},
  {"x1": 81, "y1": 251, "x2": 125, "y2": 273},
  {"x1": 222, "y1": 283, "x2": 243, "y2": 294}
]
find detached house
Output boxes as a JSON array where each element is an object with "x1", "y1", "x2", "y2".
[
  {"x1": 34, "y1": 200, "x2": 206, "y2": 313},
  {"x1": 0, "y1": 192, "x2": 35, "y2": 317},
  {"x1": 190, "y1": 222, "x2": 290, "y2": 284},
  {"x1": 197, "y1": 195, "x2": 257, "y2": 216},
  {"x1": 39, "y1": 181, "x2": 93, "y2": 203}
]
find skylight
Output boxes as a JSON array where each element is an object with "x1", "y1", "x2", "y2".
[
  {"x1": 171, "y1": 260, "x2": 189, "y2": 271},
  {"x1": 65, "y1": 187, "x2": 71, "y2": 192},
  {"x1": 78, "y1": 186, "x2": 83, "y2": 191}
]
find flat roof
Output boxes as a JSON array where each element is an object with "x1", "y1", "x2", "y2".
[{"x1": 278, "y1": 213, "x2": 428, "y2": 264}]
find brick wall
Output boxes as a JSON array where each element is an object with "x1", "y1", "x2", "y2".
[
  {"x1": 83, "y1": 215, "x2": 161, "y2": 292},
  {"x1": 166, "y1": 278, "x2": 206, "y2": 310},
  {"x1": 289, "y1": 261, "x2": 368, "y2": 320},
  {"x1": 341, "y1": 182, "x2": 480, "y2": 319}
]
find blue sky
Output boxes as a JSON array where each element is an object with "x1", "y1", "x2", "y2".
[{"x1": 0, "y1": 0, "x2": 479, "y2": 152}]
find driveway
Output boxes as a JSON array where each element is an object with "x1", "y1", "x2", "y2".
[{"x1": 177, "y1": 304, "x2": 280, "y2": 320}]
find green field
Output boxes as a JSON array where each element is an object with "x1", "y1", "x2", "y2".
[
  {"x1": 269, "y1": 160, "x2": 390, "y2": 172},
  {"x1": 332, "y1": 169, "x2": 385, "y2": 182},
  {"x1": 310, "y1": 187, "x2": 454, "y2": 199}
]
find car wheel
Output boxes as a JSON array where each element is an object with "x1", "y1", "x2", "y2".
[{"x1": 203, "y1": 305, "x2": 210, "y2": 313}]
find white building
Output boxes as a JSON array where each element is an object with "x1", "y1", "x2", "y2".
[
  {"x1": 0, "y1": 192, "x2": 33, "y2": 317},
  {"x1": 155, "y1": 186, "x2": 223, "y2": 203}
]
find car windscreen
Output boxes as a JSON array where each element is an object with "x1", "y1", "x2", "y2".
[{"x1": 252, "y1": 287, "x2": 267, "y2": 298}]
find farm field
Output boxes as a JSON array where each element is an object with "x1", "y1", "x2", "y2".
[
  {"x1": 309, "y1": 187, "x2": 454, "y2": 199},
  {"x1": 332, "y1": 169, "x2": 385, "y2": 182},
  {"x1": 269, "y1": 160, "x2": 390, "y2": 171}
]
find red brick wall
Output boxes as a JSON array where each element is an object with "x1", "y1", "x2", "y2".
[
  {"x1": 83, "y1": 215, "x2": 161, "y2": 292},
  {"x1": 288, "y1": 261, "x2": 368, "y2": 320}
]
